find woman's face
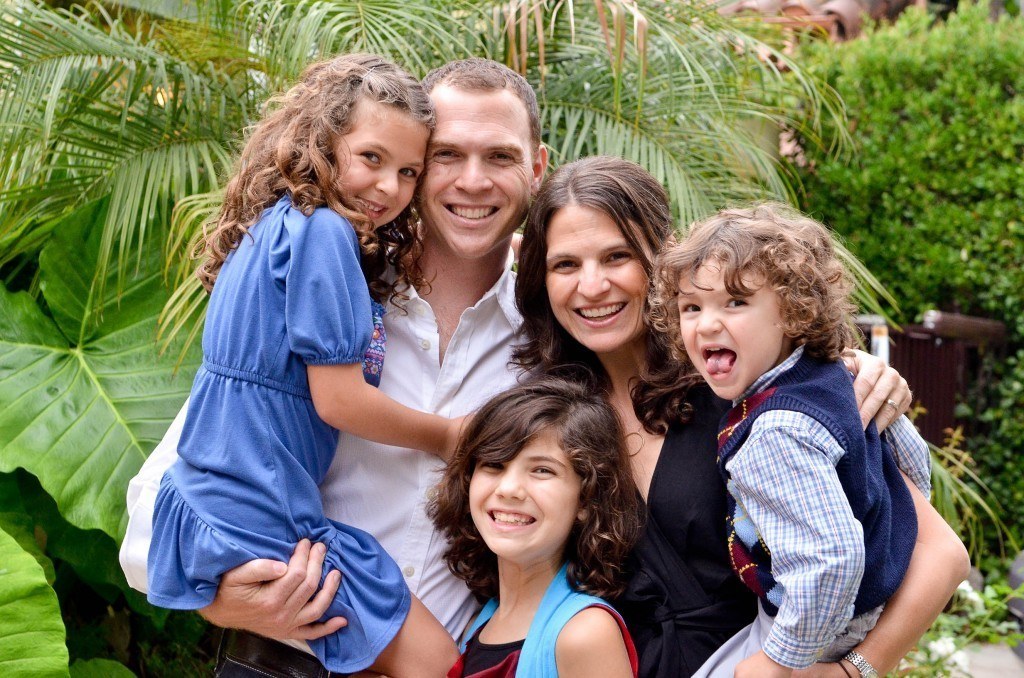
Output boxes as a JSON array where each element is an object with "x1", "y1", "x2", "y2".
[{"x1": 544, "y1": 203, "x2": 649, "y2": 365}]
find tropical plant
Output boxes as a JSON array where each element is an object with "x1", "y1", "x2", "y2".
[{"x1": 0, "y1": 0, "x2": 854, "y2": 672}]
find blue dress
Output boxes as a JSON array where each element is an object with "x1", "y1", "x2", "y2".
[{"x1": 147, "y1": 195, "x2": 410, "y2": 674}]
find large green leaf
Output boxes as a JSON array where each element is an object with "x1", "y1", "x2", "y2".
[
  {"x1": 0, "y1": 200, "x2": 199, "y2": 540},
  {"x1": 0, "y1": 526, "x2": 69, "y2": 678},
  {"x1": 0, "y1": 473, "x2": 55, "y2": 584}
]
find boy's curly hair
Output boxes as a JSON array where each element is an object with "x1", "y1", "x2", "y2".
[
  {"x1": 651, "y1": 202, "x2": 856, "y2": 364},
  {"x1": 196, "y1": 53, "x2": 434, "y2": 303},
  {"x1": 429, "y1": 377, "x2": 643, "y2": 601}
]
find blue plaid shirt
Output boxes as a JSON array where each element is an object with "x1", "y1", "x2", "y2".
[{"x1": 725, "y1": 346, "x2": 931, "y2": 668}]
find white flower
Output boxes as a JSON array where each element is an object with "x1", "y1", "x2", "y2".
[
  {"x1": 927, "y1": 636, "x2": 957, "y2": 659},
  {"x1": 957, "y1": 581, "x2": 985, "y2": 609},
  {"x1": 950, "y1": 650, "x2": 970, "y2": 673}
]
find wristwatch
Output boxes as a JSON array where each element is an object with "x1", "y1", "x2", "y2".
[{"x1": 842, "y1": 650, "x2": 878, "y2": 678}]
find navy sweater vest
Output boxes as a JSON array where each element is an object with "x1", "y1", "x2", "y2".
[{"x1": 717, "y1": 353, "x2": 916, "y2": 617}]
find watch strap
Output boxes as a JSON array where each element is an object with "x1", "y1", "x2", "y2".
[{"x1": 842, "y1": 650, "x2": 878, "y2": 678}]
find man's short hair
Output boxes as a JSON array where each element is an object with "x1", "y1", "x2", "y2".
[{"x1": 423, "y1": 58, "x2": 541, "y2": 149}]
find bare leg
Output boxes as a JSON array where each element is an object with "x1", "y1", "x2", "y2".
[{"x1": 368, "y1": 594, "x2": 459, "y2": 678}]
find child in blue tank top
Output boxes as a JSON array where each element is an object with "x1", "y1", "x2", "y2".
[
  {"x1": 147, "y1": 54, "x2": 459, "y2": 675},
  {"x1": 430, "y1": 378, "x2": 643, "y2": 678},
  {"x1": 652, "y1": 203, "x2": 933, "y2": 678}
]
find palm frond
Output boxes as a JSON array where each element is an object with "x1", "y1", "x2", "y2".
[
  {"x1": 242, "y1": 0, "x2": 479, "y2": 83},
  {"x1": 0, "y1": 1, "x2": 243, "y2": 287},
  {"x1": 929, "y1": 429, "x2": 1019, "y2": 561}
]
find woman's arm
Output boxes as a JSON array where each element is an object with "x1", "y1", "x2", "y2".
[
  {"x1": 794, "y1": 473, "x2": 970, "y2": 678},
  {"x1": 308, "y1": 363, "x2": 461, "y2": 459},
  {"x1": 556, "y1": 607, "x2": 635, "y2": 678},
  {"x1": 843, "y1": 349, "x2": 912, "y2": 430}
]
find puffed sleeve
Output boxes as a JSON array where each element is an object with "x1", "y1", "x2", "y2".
[{"x1": 275, "y1": 206, "x2": 373, "y2": 365}]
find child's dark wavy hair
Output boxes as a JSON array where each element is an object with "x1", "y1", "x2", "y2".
[
  {"x1": 651, "y1": 202, "x2": 856, "y2": 364},
  {"x1": 196, "y1": 53, "x2": 433, "y2": 303},
  {"x1": 429, "y1": 377, "x2": 643, "y2": 600}
]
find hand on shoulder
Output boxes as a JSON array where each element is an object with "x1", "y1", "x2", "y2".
[{"x1": 555, "y1": 606, "x2": 633, "y2": 678}]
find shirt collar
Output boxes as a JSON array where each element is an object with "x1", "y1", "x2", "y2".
[
  {"x1": 735, "y1": 345, "x2": 804, "y2": 404},
  {"x1": 389, "y1": 248, "x2": 522, "y2": 331},
  {"x1": 492, "y1": 248, "x2": 523, "y2": 332}
]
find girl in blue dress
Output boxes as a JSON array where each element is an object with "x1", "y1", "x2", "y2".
[
  {"x1": 147, "y1": 54, "x2": 458, "y2": 675},
  {"x1": 431, "y1": 378, "x2": 643, "y2": 678}
]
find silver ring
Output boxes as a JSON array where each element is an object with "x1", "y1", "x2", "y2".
[{"x1": 885, "y1": 398, "x2": 899, "y2": 410}]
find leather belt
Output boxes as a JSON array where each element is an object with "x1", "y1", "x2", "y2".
[{"x1": 217, "y1": 629, "x2": 349, "y2": 678}]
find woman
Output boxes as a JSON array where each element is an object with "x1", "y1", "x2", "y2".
[{"x1": 514, "y1": 156, "x2": 969, "y2": 677}]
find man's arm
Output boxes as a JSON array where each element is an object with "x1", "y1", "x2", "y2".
[{"x1": 119, "y1": 398, "x2": 346, "y2": 640}]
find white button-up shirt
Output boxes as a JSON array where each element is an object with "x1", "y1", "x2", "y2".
[{"x1": 119, "y1": 258, "x2": 523, "y2": 640}]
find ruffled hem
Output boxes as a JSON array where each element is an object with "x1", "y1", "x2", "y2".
[
  {"x1": 148, "y1": 477, "x2": 411, "y2": 673},
  {"x1": 148, "y1": 477, "x2": 258, "y2": 610}
]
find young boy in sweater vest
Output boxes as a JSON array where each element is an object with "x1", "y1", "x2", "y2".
[{"x1": 652, "y1": 203, "x2": 931, "y2": 678}]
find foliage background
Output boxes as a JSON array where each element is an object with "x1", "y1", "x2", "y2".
[
  {"x1": 0, "y1": 0, "x2": 848, "y2": 674},
  {"x1": 792, "y1": 3, "x2": 1024, "y2": 556}
]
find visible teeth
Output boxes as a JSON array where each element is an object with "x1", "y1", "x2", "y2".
[
  {"x1": 451, "y1": 206, "x2": 493, "y2": 219},
  {"x1": 492, "y1": 511, "x2": 533, "y2": 525},
  {"x1": 579, "y1": 304, "x2": 624, "y2": 319}
]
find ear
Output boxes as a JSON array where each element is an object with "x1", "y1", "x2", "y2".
[
  {"x1": 576, "y1": 506, "x2": 589, "y2": 522},
  {"x1": 530, "y1": 144, "x2": 549, "y2": 193}
]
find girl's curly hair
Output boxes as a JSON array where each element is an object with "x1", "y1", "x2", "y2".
[
  {"x1": 429, "y1": 377, "x2": 643, "y2": 601},
  {"x1": 651, "y1": 202, "x2": 856, "y2": 365},
  {"x1": 196, "y1": 53, "x2": 434, "y2": 303},
  {"x1": 513, "y1": 156, "x2": 703, "y2": 436}
]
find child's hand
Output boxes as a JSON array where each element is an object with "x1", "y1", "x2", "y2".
[{"x1": 735, "y1": 651, "x2": 793, "y2": 678}]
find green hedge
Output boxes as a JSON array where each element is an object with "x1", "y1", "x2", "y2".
[{"x1": 793, "y1": 4, "x2": 1024, "y2": 547}]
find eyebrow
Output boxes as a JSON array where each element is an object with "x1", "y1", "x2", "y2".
[
  {"x1": 428, "y1": 138, "x2": 525, "y2": 157},
  {"x1": 546, "y1": 241, "x2": 632, "y2": 263},
  {"x1": 522, "y1": 453, "x2": 569, "y2": 469}
]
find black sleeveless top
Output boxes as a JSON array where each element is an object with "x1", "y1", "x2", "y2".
[
  {"x1": 458, "y1": 630, "x2": 524, "y2": 677},
  {"x1": 613, "y1": 384, "x2": 758, "y2": 677}
]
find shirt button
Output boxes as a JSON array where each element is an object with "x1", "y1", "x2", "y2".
[
  {"x1": 425, "y1": 487, "x2": 438, "y2": 501},
  {"x1": 414, "y1": 305, "x2": 426, "y2": 316},
  {"x1": 420, "y1": 339, "x2": 431, "y2": 350},
  {"x1": 403, "y1": 566, "x2": 416, "y2": 577}
]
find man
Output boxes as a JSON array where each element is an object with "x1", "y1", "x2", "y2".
[{"x1": 120, "y1": 58, "x2": 548, "y2": 673}]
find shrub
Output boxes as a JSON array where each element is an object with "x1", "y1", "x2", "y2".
[{"x1": 793, "y1": 4, "x2": 1024, "y2": 548}]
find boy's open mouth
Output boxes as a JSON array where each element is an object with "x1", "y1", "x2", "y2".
[{"x1": 703, "y1": 347, "x2": 737, "y2": 375}]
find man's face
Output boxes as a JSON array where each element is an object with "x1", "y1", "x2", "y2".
[{"x1": 417, "y1": 85, "x2": 547, "y2": 263}]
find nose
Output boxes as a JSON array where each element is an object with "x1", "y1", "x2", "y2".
[
  {"x1": 495, "y1": 468, "x2": 526, "y2": 500},
  {"x1": 375, "y1": 171, "x2": 400, "y2": 198},
  {"x1": 695, "y1": 308, "x2": 722, "y2": 334},
  {"x1": 577, "y1": 262, "x2": 611, "y2": 298},
  {"x1": 453, "y1": 156, "x2": 494, "y2": 193}
]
